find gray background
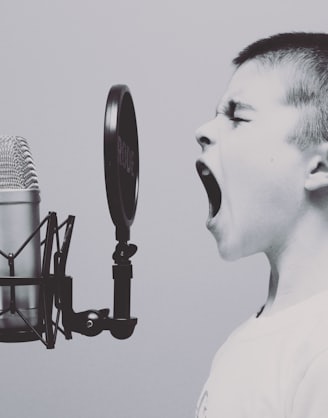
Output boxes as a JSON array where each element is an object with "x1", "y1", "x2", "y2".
[{"x1": 0, "y1": 1, "x2": 326, "y2": 417}]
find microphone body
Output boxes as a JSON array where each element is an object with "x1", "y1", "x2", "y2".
[
  {"x1": 0, "y1": 190, "x2": 41, "y2": 328},
  {"x1": 0, "y1": 136, "x2": 41, "y2": 330}
]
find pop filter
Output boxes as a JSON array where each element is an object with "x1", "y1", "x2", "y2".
[{"x1": 104, "y1": 85, "x2": 139, "y2": 242}]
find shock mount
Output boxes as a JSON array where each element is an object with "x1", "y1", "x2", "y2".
[{"x1": 0, "y1": 211, "x2": 137, "y2": 348}]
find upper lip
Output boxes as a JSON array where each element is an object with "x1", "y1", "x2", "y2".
[{"x1": 196, "y1": 160, "x2": 222, "y2": 217}]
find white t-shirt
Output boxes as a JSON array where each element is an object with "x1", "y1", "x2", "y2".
[{"x1": 196, "y1": 290, "x2": 328, "y2": 418}]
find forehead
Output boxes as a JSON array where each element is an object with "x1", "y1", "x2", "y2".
[{"x1": 219, "y1": 60, "x2": 290, "y2": 110}]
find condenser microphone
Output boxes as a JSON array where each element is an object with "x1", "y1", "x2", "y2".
[
  {"x1": 0, "y1": 136, "x2": 41, "y2": 338},
  {"x1": 0, "y1": 84, "x2": 139, "y2": 348}
]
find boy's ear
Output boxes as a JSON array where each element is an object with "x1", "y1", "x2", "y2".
[{"x1": 305, "y1": 143, "x2": 328, "y2": 191}]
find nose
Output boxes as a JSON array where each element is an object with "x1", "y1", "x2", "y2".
[{"x1": 195, "y1": 119, "x2": 216, "y2": 150}]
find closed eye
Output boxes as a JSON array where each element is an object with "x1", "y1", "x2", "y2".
[
  {"x1": 216, "y1": 111, "x2": 249, "y2": 123},
  {"x1": 230, "y1": 116, "x2": 250, "y2": 123},
  {"x1": 216, "y1": 100, "x2": 251, "y2": 125}
]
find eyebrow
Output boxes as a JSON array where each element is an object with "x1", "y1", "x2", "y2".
[{"x1": 215, "y1": 99, "x2": 256, "y2": 116}]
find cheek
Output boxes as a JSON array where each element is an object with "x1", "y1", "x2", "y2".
[
  {"x1": 221, "y1": 140, "x2": 303, "y2": 219},
  {"x1": 220, "y1": 138, "x2": 268, "y2": 200}
]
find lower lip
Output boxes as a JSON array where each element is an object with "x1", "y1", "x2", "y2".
[
  {"x1": 206, "y1": 215, "x2": 216, "y2": 230},
  {"x1": 206, "y1": 200, "x2": 223, "y2": 229}
]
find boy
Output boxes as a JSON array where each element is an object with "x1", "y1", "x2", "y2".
[{"x1": 195, "y1": 33, "x2": 328, "y2": 417}]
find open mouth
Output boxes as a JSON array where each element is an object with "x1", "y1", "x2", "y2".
[{"x1": 196, "y1": 160, "x2": 222, "y2": 218}]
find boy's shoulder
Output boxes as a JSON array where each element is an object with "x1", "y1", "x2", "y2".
[
  {"x1": 197, "y1": 290, "x2": 328, "y2": 418},
  {"x1": 210, "y1": 289, "x2": 328, "y2": 390}
]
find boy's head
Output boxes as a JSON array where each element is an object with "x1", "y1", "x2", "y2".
[
  {"x1": 196, "y1": 32, "x2": 328, "y2": 261},
  {"x1": 233, "y1": 32, "x2": 328, "y2": 149}
]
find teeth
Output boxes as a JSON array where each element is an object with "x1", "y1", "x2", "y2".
[
  {"x1": 196, "y1": 161, "x2": 222, "y2": 217},
  {"x1": 201, "y1": 167, "x2": 211, "y2": 176}
]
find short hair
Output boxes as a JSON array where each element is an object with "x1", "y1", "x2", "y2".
[{"x1": 233, "y1": 32, "x2": 328, "y2": 148}]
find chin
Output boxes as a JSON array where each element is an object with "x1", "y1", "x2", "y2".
[
  {"x1": 208, "y1": 213, "x2": 260, "y2": 261},
  {"x1": 217, "y1": 246, "x2": 243, "y2": 261},
  {"x1": 213, "y1": 237, "x2": 238, "y2": 261},
  {"x1": 214, "y1": 235, "x2": 254, "y2": 261}
]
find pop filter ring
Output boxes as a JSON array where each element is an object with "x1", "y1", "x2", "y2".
[{"x1": 104, "y1": 85, "x2": 139, "y2": 243}]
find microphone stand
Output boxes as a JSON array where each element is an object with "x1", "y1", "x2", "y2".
[
  {"x1": 0, "y1": 211, "x2": 138, "y2": 348},
  {"x1": 55, "y1": 212, "x2": 138, "y2": 343},
  {"x1": 60, "y1": 239, "x2": 138, "y2": 340}
]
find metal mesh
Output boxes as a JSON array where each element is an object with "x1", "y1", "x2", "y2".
[{"x1": 0, "y1": 136, "x2": 39, "y2": 189}]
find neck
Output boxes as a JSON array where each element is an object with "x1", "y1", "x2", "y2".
[{"x1": 261, "y1": 210, "x2": 328, "y2": 316}]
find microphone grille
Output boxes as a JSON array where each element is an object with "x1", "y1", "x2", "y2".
[{"x1": 0, "y1": 136, "x2": 39, "y2": 189}]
